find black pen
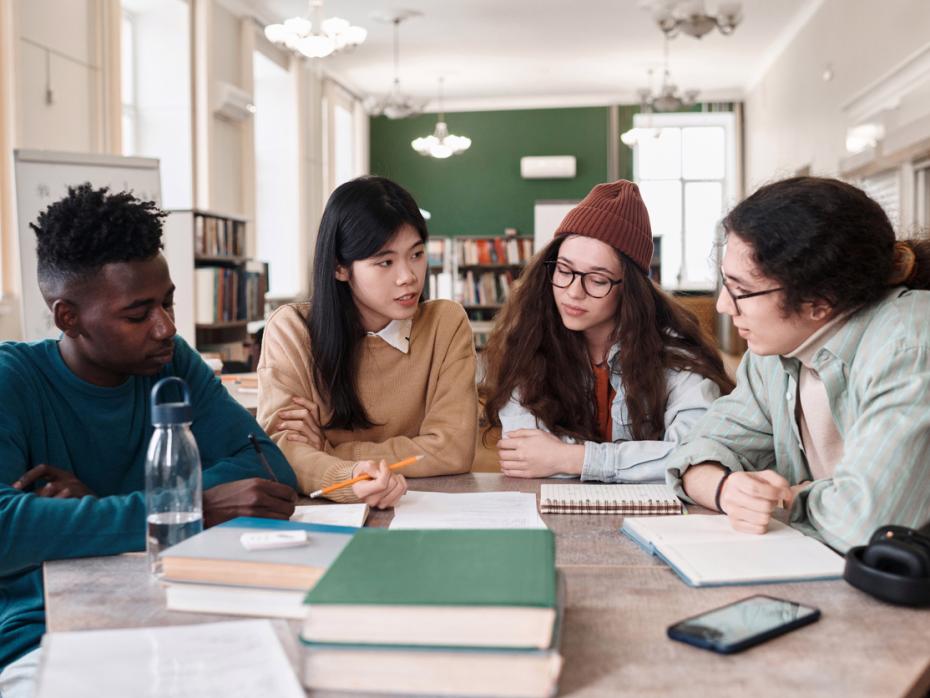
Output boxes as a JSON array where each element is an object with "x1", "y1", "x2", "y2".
[{"x1": 248, "y1": 433, "x2": 279, "y2": 482}]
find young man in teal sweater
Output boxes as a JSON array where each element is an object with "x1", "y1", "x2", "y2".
[{"x1": 0, "y1": 185, "x2": 299, "y2": 697}]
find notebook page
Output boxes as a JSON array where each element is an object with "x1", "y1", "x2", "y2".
[
  {"x1": 663, "y1": 536, "x2": 845, "y2": 586},
  {"x1": 623, "y1": 514, "x2": 803, "y2": 545},
  {"x1": 389, "y1": 491, "x2": 547, "y2": 529},
  {"x1": 36, "y1": 620, "x2": 304, "y2": 698}
]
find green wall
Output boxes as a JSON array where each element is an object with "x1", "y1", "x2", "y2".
[{"x1": 370, "y1": 107, "x2": 613, "y2": 237}]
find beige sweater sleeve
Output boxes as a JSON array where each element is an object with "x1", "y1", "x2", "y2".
[
  {"x1": 328, "y1": 305, "x2": 478, "y2": 476},
  {"x1": 256, "y1": 305, "x2": 357, "y2": 501}
]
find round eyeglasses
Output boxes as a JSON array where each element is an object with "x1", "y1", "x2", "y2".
[
  {"x1": 720, "y1": 278, "x2": 783, "y2": 315},
  {"x1": 544, "y1": 261, "x2": 623, "y2": 299}
]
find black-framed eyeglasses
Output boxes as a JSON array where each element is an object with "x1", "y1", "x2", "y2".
[
  {"x1": 544, "y1": 261, "x2": 623, "y2": 299},
  {"x1": 720, "y1": 277, "x2": 783, "y2": 316}
]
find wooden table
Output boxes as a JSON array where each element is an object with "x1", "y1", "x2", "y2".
[{"x1": 44, "y1": 473, "x2": 930, "y2": 697}]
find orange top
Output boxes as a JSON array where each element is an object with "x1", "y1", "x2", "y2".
[{"x1": 592, "y1": 362, "x2": 615, "y2": 442}]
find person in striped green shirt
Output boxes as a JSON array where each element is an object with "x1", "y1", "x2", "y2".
[{"x1": 666, "y1": 176, "x2": 930, "y2": 552}]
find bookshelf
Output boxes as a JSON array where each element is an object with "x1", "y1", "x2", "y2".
[
  {"x1": 164, "y1": 209, "x2": 268, "y2": 369},
  {"x1": 451, "y1": 235, "x2": 534, "y2": 348}
]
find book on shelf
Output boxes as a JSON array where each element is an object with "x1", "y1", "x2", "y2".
[
  {"x1": 194, "y1": 214, "x2": 245, "y2": 257},
  {"x1": 427, "y1": 238, "x2": 447, "y2": 268},
  {"x1": 539, "y1": 484, "x2": 684, "y2": 515},
  {"x1": 621, "y1": 514, "x2": 845, "y2": 587},
  {"x1": 302, "y1": 528, "x2": 557, "y2": 649},
  {"x1": 428, "y1": 271, "x2": 455, "y2": 301},
  {"x1": 455, "y1": 237, "x2": 534, "y2": 266},
  {"x1": 194, "y1": 262, "x2": 267, "y2": 325},
  {"x1": 299, "y1": 573, "x2": 565, "y2": 698},
  {"x1": 462, "y1": 269, "x2": 516, "y2": 307}
]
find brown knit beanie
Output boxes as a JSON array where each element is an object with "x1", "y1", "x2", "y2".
[{"x1": 554, "y1": 180, "x2": 654, "y2": 275}]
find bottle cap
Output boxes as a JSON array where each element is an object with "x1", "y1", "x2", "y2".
[{"x1": 150, "y1": 376, "x2": 193, "y2": 425}]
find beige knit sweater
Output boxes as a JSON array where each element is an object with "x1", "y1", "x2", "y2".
[{"x1": 257, "y1": 299, "x2": 477, "y2": 501}]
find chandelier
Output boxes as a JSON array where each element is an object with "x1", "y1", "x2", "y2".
[
  {"x1": 640, "y1": 38, "x2": 698, "y2": 112},
  {"x1": 264, "y1": 0, "x2": 366, "y2": 59},
  {"x1": 366, "y1": 12, "x2": 426, "y2": 119},
  {"x1": 411, "y1": 79, "x2": 471, "y2": 159},
  {"x1": 650, "y1": 0, "x2": 742, "y2": 39}
]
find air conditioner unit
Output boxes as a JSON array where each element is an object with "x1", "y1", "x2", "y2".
[
  {"x1": 520, "y1": 155, "x2": 576, "y2": 179},
  {"x1": 214, "y1": 81, "x2": 256, "y2": 122}
]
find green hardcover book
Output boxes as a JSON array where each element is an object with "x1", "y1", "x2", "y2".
[{"x1": 302, "y1": 528, "x2": 557, "y2": 649}]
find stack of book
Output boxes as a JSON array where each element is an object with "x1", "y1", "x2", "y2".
[
  {"x1": 160, "y1": 517, "x2": 356, "y2": 619},
  {"x1": 299, "y1": 528, "x2": 563, "y2": 697}
]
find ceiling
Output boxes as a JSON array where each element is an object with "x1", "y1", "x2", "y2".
[{"x1": 255, "y1": 0, "x2": 821, "y2": 110}]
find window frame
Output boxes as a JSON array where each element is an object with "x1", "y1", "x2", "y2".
[{"x1": 632, "y1": 111, "x2": 738, "y2": 291}]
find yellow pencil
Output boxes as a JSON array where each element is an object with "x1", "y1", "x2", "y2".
[{"x1": 309, "y1": 455, "x2": 422, "y2": 498}]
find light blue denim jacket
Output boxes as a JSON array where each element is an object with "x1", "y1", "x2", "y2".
[{"x1": 500, "y1": 342, "x2": 722, "y2": 483}]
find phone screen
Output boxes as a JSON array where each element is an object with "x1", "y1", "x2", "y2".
[{"x1": 668, "y1": 595, "x2": 819, "y2": 653}]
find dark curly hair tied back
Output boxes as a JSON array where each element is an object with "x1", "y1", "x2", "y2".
[
  {"x1": 723, "y1": 176, "x2": 930, "y2": 316},
  {"x1": 31, "y1": 183, "x2": 166, "y2": 287}
]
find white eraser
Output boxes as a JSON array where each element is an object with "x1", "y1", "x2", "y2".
[{"x1": 240, "y1": 530, "x2": 309, "y2": 551}]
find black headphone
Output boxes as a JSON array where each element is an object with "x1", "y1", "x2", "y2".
[{"x1": 844, "y1": 523, "x2": 930, "y2": 607}]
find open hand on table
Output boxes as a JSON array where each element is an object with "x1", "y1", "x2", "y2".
[{"x1": 497, "y1": 429, "x2": 583, "y2": 478}]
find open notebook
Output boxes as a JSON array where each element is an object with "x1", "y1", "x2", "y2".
[
  {"x1": 539, "y1": 484, "x2": 684, "y2": 515},
  {"x1": 622, "y1": 514, "x2": 845, "y2": 587}
]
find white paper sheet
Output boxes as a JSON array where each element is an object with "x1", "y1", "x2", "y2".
[
  {"x1": 36, "y1": 620, "x2": 304, "y2": 698},
  {"x1": 291, "y1": 503, "x2": 369, "y2": 527},
  {"x1": 389, "y1": 491, "x2": 547, "y2": 530}
]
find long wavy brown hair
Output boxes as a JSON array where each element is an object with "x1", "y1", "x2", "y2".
[{"x1": 481, "y1": 236, "x2": 735, "y2": 443}]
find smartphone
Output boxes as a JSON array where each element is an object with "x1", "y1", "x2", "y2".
[{"x1": 667, "y1": 595, "x2": 820, "y2": 654}]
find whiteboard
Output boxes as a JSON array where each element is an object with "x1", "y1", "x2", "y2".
[
  {"x1": 14, "y1": 150, "x2": 162, "y2": 341},
  {"x1": 534, "y1": 199, "x2": 579, "y2": 251}
]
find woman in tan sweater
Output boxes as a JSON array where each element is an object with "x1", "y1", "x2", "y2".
[{"x1": 258, "y1": 176, "x2": 477, "y2": 505}]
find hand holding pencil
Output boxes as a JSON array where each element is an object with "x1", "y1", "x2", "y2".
[{"x1": 311, "y1": 455, "x2": 420, "y2": 508}]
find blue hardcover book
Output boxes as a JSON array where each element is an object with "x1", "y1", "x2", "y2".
[{"x1": 621, "y1": 514, "x2": 844, "y2": 587}]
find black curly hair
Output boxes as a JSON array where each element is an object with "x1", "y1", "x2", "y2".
[
  {"x1": 32, "y1": 183, "x2": 166, "y2": 290},
  {"x1": 723, "y1": 176, "x2": 930, "y2": 316}
]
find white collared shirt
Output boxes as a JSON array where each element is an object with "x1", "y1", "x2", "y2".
[{"x1": 366, "y1": 318, "x2": 413, "y2": 354}]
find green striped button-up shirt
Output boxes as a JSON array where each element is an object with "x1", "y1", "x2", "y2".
[{"x1": 666, "y1": 287, "x2": 930, "y2": 552}]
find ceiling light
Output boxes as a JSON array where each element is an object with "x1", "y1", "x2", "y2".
[
  {"x1": 637, "y1": 39, "x2": 699, "y2": 113},
  {"x1": 649, "y1": 0, "x2": 742, "y2": 39},
  {"x1": 264, "y1": 0, "x2": 366, "y2": 59},
  {"x1": 412, "y1": 78, "x2": 471, "y2": 159},
  {"x1": 365, "y1": 12, "x2": 426, "y2": 119}
]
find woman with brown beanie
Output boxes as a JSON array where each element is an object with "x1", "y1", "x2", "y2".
[
  {"x1": 666, "y1": 176, "x2": 930, "y2": 553},
  {"x1": 481, "y1": 180, "x2": 734, "y2": 482}
]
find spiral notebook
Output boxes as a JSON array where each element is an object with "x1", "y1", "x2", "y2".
[{"x1": 539, "y1": 484, "x2": 684, "y2": 515}]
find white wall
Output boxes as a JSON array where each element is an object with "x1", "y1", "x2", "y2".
[
  {"x1": 14, "y1": 0, "x2": 103, "y2": 153},
  {"x1": 744, "y1": 0, "x2": 930, "y2": 190}
]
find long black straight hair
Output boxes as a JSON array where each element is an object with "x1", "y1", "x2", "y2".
[{"x1": 308, "y1": 176, "x2": 428, "y2": 430}]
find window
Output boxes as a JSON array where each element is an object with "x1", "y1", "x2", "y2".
[
  {"x1": 120, "y1": 0, "x2": 192, "y2": 208},
  {"x1": 253, "y1": 50, "x2": 300, "y2": 299},
  {"x1": 633, "y1": 112, "x2": 737, "y2": 291},
  {"x1": 916, "y1": 160, "x2": 930, "y2": 232},
  {"x1": 323, "y1": 80, "x2": 365, "y2": 198},
  {"x1": 120, "y1": 12, "x2": 136, "y2": 156}
]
